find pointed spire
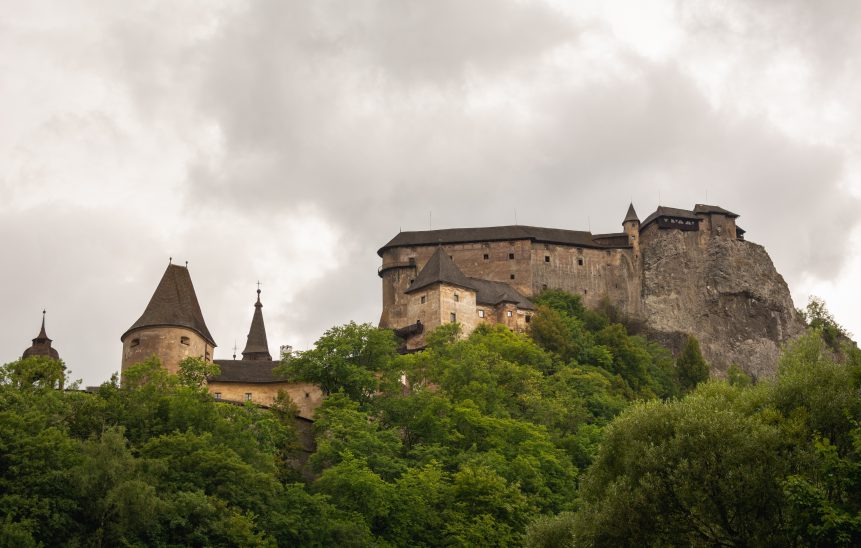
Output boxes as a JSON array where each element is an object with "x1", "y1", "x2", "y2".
[
  {"x1": 623, "y1": 202, "x2": 640, "y2": 224},
  {"x1": 406, "y1": 247, "x2": 476, "y2": 294},
  {"x1": 23, "y1": 310, "x2": 59, "y2": 360},
  {"x1": 121, "y1": 263, "x2": 216, "y2": 346},
  {"x1": 241, "y1": 287, "x2": 272, "y2": 361}
]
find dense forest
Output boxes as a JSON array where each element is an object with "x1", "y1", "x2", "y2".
[{"x1": 1, "y1": 291, "x2": 859, "y2": 546}]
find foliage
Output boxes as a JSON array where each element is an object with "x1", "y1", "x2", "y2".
[{"x1": 676, "y1": 335, "x2": 709, "y2": 391}]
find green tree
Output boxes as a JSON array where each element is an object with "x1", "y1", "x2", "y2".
[{"x1": 676, "y1": 335, "x2": 709, "y2": 391}]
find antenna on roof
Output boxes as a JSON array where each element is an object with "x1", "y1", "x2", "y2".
[
  {"x1": 169, "y1": 257, "x2": 172, "y2": 264},
  {"x1": 185, "y1": 261, "x2": 188, "y2": 268}
]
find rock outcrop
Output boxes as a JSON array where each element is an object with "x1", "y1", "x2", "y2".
[{"x1": 641, "y1": 230, "x2": 804, "y2": 379}]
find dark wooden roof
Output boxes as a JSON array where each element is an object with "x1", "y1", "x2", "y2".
[
  {"x1": 379, "y1": 225, "x2": 624, "y2": 256},
  {"x1": 23, "y1": 313, "x2": 59, "y2": 360},
  {"x1": 641, "y1": 206, "x2": 703, "y2": 229},
  {"x1": 623, "y1": 203, "x2": 640, "y2": 223},
  {"x1": 406, "y1": 247, "x2": 477, "y2": 293},
  {"x1": 694, "y1": 204, "x2": 739, "y2": 218},
  {"x1": 468, "y1": 278, "x2": 535, "y2": 310},
  {"x1": 122, "y1": 264, "x2": 216, "y2": 346},
  {"x1": 241, "y1": 290, "x2": 271, "y2": 360},
  {"x1": 210, "y1": 359, "x2": 285, "y2": 383}
]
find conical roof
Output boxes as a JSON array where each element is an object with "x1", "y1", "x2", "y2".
[
  {"x1": 23, "y1": 311, "x2": 60, "y2": 360},
  {"x1": 122, "y1": 264, "x2": 216, "y2": 346},
  {"x1": 241, "y1": 289, "x2": 272, "y2": 361},
  {"x1": 406, "y1": 247, "x2": 476, "y2": 293},
  {"x1": 623, "y1": 203, "x2": 640, "y2": 224}
]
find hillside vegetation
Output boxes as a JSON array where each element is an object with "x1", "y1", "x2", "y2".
[{"x1": 1, "y1": 291, "x2": 859, "y2": 546}]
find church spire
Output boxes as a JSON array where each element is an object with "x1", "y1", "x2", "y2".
[
  {"x1": 23, "y1": 310, "x2": 60, "y2": 360},
  {"x1": 241, "y1": 288, "x2": 272, "y2": 361}
]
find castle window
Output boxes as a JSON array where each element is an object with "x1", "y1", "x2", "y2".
[
  {"x1": 305, "y1": 392, "x2": 310, "y2": 398},
  {"x1": 409, "y1": 278, "x2": 415, "y2": 285},
  {"x1": 421, "y1": 296, "x2": 426, "y2": 304},
  {"x1": 542, "y1": 284, "x2": 547, "y2": 290},
  {"x1": 509, "y1": 253, "x2": 515, "y2": 260},
  {"x1": 510, "y1": 274, "x2": 515, "y2": 280},
  {"x1": 525, "y1": 315, "x2": 531, "y2": 323},
  {"x1": 584, "y1": 289, "x2": 588, "y2": 295},
  {"x1": 454, "y1": 293, "x2": 459, "y2": 302},
  {"x1": 245, "y1": 393, "x2": 252, "y2": 402},
  {"x1": 408, "y1": 257, "x2": 416, "y2": 266},
  {"x1": 578, "y1": 258, "x2": 584, "y2": 266},
  {"x1": 214, "y1": 392, "x2": 221, "y2": 400},
  {"x1": 180, "y1": 336, "x2": 190, "y2": 346},
  {"x1": 507, "y1": 311, "x2": 513, "y2": 317},
  {"x1": 545, "y1": 256, "x2": 550, "y2": 263},
  {"x1": 483, "y1": 253, "x2": 489, "y2": 260},
  {"x1": 478, "y1": 310, "x2": 485, "y2": 318},
  {"x1": 450, "y1": 312, "x2": 456, "y2": 323},
  {"x1": 205, "y1": 352, "x2": 211, "y2": 360},
  {"x1": 130, "y1": 338, "x2": 140, "y2": 348}
]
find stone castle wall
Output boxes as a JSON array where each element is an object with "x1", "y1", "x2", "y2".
[{"x1": 206, "y1": 380, "x2": 323, "y2": 419}]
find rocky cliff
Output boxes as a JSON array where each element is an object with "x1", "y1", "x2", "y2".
[{"x1": 640, "y1": 231, "x2": 805, "y2": 379}]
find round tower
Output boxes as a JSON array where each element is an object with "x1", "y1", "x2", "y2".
[
  {"x1": 121, "y1": 262, "x2": 216, "y2": 375},
  {"x1": 23, "y1": 310, "x2": 61, "y2": 361},
  {"x1": 622, "y1": 203, "x2": 641, "y2": 258}
]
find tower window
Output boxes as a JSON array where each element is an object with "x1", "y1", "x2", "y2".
[
  {"x1": 130, "y1": 338, "x2": 140, "y2": 348},
  {"x1": 214, "y1": 392, "x2": 222, "y2": 400},
  {"x1": 245, "y1": 393, "x2": 252, "y2": 402},
  {"x1": 507, "y1": 311, "x2": 513, "y2": 317},
  {"x1": 408, "y1": 257, "x2": 416, "y2": 266},
  {"x1": 509, "y1": 253, "x2": 515, "y2": 260},
  {"x1": 409, "y1": 278, "x2": 415, "y2": 285},
  {"x1": 421, "y1": 295, "x2": 426, "y2": 304},
  {"x1": 510, "y1": 274, "x2": 515, "y2": 280},
  {"x1": 478, "y1": 310, "x2": 485, "y2": 318},
  {"x1": 454, "y1": 293, "x2": 459, "y2": 302},
  {"x1": 450, "y1": 312, "x2": 456, "y2": 323},
  {"x1": 483, "y1": 254, "x2": 489, "y2": 260},
  {"x1": 545, "y1": 256, "x2": 550, "y2": 262},
  {"x1": 578, "y1": 258, "x2": 584, "y2": 266},
  {"x1": 180, "y1": 336, "x2": 190, "y2": 346},
  {"x1": 525, "y1": 315, "x2": 531, "y2": 323}
]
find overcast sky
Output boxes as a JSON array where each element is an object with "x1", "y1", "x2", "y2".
[{"x1": 2, "y1": 0, "x2": 860, "y2": 385}]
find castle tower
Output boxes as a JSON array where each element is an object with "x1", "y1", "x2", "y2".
[
  {"x1": 623, "y1": 203, "x2": 640, "y2": 258},
  {"x1": 241, "y1": 288, "x2": 272, "y2": 361},
  {"x1": 23, "y1": 310, "x2": 61, "y2": 361},
  {"x1": 121, "y1": 263, "x2": 217, "y2": 375}
]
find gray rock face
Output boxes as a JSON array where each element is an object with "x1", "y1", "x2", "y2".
[{"x1": 640, "y1": 230, "x2": 804, "y2": 379}]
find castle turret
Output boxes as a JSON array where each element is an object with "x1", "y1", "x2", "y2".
[
  {"x1": 623, "y1": 203, "x2": 640, "y2": 257},
  {"x1": 241, "y1": 288, "x2": 272, "y2": 361},
  {"x1": 121, "y1": 262, "x2": 216, "y2": 375},
  {"x1": 23, "y1": 310, "x2": 61, "y2": 361}
]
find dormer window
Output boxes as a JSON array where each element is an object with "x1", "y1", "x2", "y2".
[{"x1": 180, "y1": 336, "x2": 190, "y2": 346}]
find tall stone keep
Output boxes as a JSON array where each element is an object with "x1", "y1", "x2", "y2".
[{"x1": 121, "y1": 263, "x2": 217, "y2": 375}]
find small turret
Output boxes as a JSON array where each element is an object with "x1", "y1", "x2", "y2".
[
  {"x1": 622, "y1": 203, "x2": 640, "y2": 255},
  {"x1": 22, "y1": 310, "x2": 60, "y2": 361}
]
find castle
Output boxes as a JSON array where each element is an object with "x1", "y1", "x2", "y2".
[
  {"x1": 379, "y1": 203, "x2": 802, "y2": 376},
  {"x1": 119, "y1": 263, "x2": 322, "y2": 418}
]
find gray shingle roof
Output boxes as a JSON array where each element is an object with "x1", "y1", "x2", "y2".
[
  {"x1": 23, "y1": 312, "x2": 59, "y2": 360},
  {"x1": 211, "y1": 359, "x2": 285, "y2": 383},
  {"x1": 693, "y1": 204, "x2": 739, "y2": 218},
  {"x1": 468, "y1": 278, "x2": 535, "y2": 310},
  {"x1": 241, "y1": 290, "x2": 271, "y2": 360},
  {"x1": 379, "y1": 225, "x2": 622, "y2": 256},
  {"x1": 406, "y1": 247, "x2": 477, "y2": 293},
  {"x1": 121, "y1": 264, "x2": 216, "y2": 346},
  {"x1": 641, "y1": 206, "x2": 703, "y2": 229}
]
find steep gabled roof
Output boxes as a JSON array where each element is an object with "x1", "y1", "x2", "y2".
[
  {"x1": 242, "y1": 289, "x2": 272, "y2": 361},
  {"x1": 641, "y1": 206, "x2": 703, "y2": 229},
  {"x1": 623, "y1": 203, "x2": 640, "y2": 223},
  {"x1": 406, "y1": 247, "x2": 476, "y2": 294},
  {"x1": 694, "y1": 204, "x2": 739, "y2": 218},
  {"x1": 122, "y1": 264, "x2": 216, "y2": 346}
]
